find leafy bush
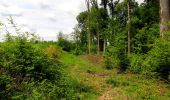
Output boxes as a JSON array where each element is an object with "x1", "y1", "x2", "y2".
[
  {"x1": 71, "y1": 42, "x2": 85, "y2": 55},
  {"x1": 143, "y1": 39, "x2": 170, "y2": 80},
  {"x1": 58, "y1": 38, "x2": 73, "y2": 52},
  {"x1": 44, "y1": 45, "x2": 62, "y2": 59},
  {"x1": 104, "y1": 32, "x2": 127, "y2": 71},
  {"x1": 128, "y1": 38, "x2": 170, "y2": 80},
  {"x1": 72, "y1": 45, "x2": 84, "y2": 55},
  {"x1": 0, "y1": 33, "x2": 75, "y2": 99},
  {"x1": 105, "y1": 47, "x2": 121, "y2": 69},
  {"x1": 133, "y1": 24, "x2": 159, "y2": 54},
  {"x1": 129, "y1": 54, "x2": 145, "y2": 73}
]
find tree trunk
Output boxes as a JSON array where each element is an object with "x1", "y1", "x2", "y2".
[
  {"x1": 99, "y1": 39, "x2": 104, "y2": 51},
  {"x1": 86, "y1": 0, "x2": 91, "y2": 54},
  {"x1": 97, "y1": 24, "x2": 100, "y2": 55},
  {"x1": 160, "y1": 0, "x2": 170, "y2": 38},
  {"x1": 103, "y1": 38, "x2": 106, "y2": 55},
  {"x1": 127, "y1": 0, "x2": 131, "y2": 55}
]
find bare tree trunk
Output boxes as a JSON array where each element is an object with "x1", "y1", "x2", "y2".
[
  {"x1": 103, "y1": 38, "x2": 106, "y2": 55},
  {"x1": 127, "y1": 0, "x2": 131, "y2": 56},
  {"x1": 86, "y1": 0, "x2": 91, "y2": 54},
  {"x1": 160, "y1": 0, "x2": 170, "y2": 38},
  {"x1": 97, "y1": 23, "x2": 100, "y2": 55}
]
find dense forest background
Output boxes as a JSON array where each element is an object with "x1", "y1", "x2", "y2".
[
  {"x1": 1, "y1": 0, "x2": 170, "y2": 99},
  {"x1": 72, "y1": 0, "x2": 169, "y2": 79}
]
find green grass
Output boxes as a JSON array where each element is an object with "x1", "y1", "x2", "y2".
[{"x1": 60, "y1": 52, "x2": 170, "y2": 100}]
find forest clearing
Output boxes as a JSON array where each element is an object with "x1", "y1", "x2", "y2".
[
  {"x1": 61, "y1": 52, "x2": 170, "y2": 100},
  {"x1": 1, "y1": 0, "x2": 170, "y2": 100}
]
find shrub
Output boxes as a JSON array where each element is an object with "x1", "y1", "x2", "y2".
[
  {"x1": 0, "y1": 33, "x2": 74, "y2": 99},
  {"x1": 143, "y1": 39, "x2": 170, "y2": 80},
  {"x1": 104, "y1": 47, "x2": 121, "y2": 69},
  {"x1": 44, "y1": 45, "x2": 62, "y2": 59},
  {"x1": 58, "y1": 38, "x2": 73, "y2": 52},
  {"x1": 104, "y1": 32, "x2": 127, "y2": 71},
  {"x1": 72, "y1": 45, "x2": 84, "y2": 55},
  {"x1": 128, "y1": 39, "x2": 170, "y2": 80},
  {"x1": 129, "y1": 54, "x2": 145, "y2": 74}
]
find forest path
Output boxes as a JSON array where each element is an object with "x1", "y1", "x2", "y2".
[
  {"x1": 60, "y1": 52, "x2": 170, "y2": 100},
  {"x1": 60, "y1": 52, "x2": 119, "y2": 99}
]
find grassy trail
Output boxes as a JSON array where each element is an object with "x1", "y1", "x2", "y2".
[{"x1": 60, "y1": 52, "x2": 170, "y2": 100}]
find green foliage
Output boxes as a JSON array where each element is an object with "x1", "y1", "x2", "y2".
[
  {"x1": 74, "y1": 83, "x2": 94, "y2": 93},
  {"x1": 71, "y1": 26, "x2": 86, "y2": 55},
  {"x1": 129, "y1": 37, "x2": 170, "y2": 80},
  {"x1": 104, "y1": 32, "x2": 127, "y2": 70},
  {"x1": 1, "y1": 0, "x2": 170, "y2": 99},
  {"x1": 139, "y1": 0, "x2": 160, "y2": 25},
  {"x1": 57, "y1": 36, "x2": 85, "y2": 55},
  {"x1": 0, "y1": 32, "x2": 75, "y2": 99},
  {"x1": 133, "y1": 24, "x2": 160, "y2": 54},
  {"x1": 129, "y1": 54, "x2": 145, "y2": 73},
  {"x1": 106, "y1": 79, "x2": 120, "y2": 87},
  {"x1": 75, "y1": 0, "x2": 162, "y2": 76},
  {"x1": 72, "y1": 44, "x2": 84, "y2": 55},
  {"x1": 44, "y1": 45, "x2": 62, "y2": 59},
  {"x1": 143, "y1": 39, "x2": 170, "y2": 80},
  {"x1": 106, "y1": 78, "x2": 130, "y2": 88},
  {"x1": 58, "y1": 38, "x2": 73, "y2": 52},
  {"x1": 105, "y1": 46, "x2": 121, "y2": 69}
]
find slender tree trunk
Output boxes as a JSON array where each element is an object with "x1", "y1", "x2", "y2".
[
  {"x1": 97, "y1": 23, "x2": 100, "y2": 55},
  {"x1": 160, "y1": 0, "x2": 170, "y2": 38},
  {"x1": 88, "y1": 19, "x2": 91, "y2": 54},
  {"x1": 103, "y1": 38, "x2": 106, "y2": 55},
  {"x1": 127, "y1": 0, "x2": 131, "y2": 56},
  {"x1": 86, "y1": 0, "x2": 91, "y2": 54}
]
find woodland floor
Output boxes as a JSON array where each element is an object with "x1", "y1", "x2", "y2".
[{"x1": 60, "y1": 52, "x2": 170, "y2": 100}]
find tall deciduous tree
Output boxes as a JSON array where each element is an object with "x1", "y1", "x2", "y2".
[
  {"x1": 90, "y1": 0, "x2": 100, "y2": 54},
  {"x1": 160, "y1": 0, "x2": 170, "y2": 38},
  {"x1": 85, "y1": 0, "x2": 91, "y2": 54},
  {"x1": 127, "y1": 0, "x2": 131, "y2": 55},
  {"x1": 100, "y1": 0, "x2": 109, "y2": 54}
]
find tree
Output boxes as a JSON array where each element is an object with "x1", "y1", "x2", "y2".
[
  {"x1": 160, "y1": 0, "x2": 170, "y2": 38},
  {"x1": 127, "y1": 0, "x2": 138, "y2": 55},
  {"x1": 127, "y1": 0, "x2": 131, "y2": 55},
  {"x1": 90, "y1": 0, "x2": 100, "y2": 54},
  {"x1": 85, "y1": 0, "x2": 91, "y2": 54},
  {"x1": 100, "y1": 0, "x2": 109, "y2": 54}
]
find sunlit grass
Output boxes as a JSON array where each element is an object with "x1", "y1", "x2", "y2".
[{"x1": 60, "y1": 52, "x2": 170, "y2": 100}]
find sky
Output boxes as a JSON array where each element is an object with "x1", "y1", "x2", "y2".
[{"x1": 0, "y1": 0, "x2": 144, "y2": 41}]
